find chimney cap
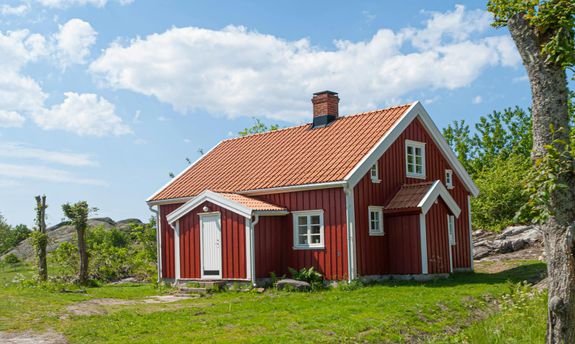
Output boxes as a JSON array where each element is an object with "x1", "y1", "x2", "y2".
[{"x1": 313, "y1": 90, "x2": 338, "y2": 96}]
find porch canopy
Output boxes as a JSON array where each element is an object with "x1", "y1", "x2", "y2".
[{"x1": 384, "y1": 180, "x2": 461, "y2": 217}]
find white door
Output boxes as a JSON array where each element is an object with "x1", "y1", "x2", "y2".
[{"x1": 201, "y1": 213, "x2": 222, "y2": 279}]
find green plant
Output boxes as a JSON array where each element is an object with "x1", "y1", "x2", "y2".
[
  {"x1": 52, "y1": 241, "x2": 79, "y2": 280},
  {"x1": 3, "y1": 253, "x2": 20, "y2": 265},
  {"x1": 288, "y1": 266, "x2": 324, "y2": 290}
]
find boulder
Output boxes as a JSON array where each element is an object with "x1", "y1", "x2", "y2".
[
  {"x1": 473, "y1": 225, "x2": 543, "y2": 260},
  {"x1": 276, "y1": 279, "x2": 311, "y2": 291}
]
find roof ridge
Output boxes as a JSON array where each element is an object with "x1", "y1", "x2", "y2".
[
  {"x1": 402, "y1": 181, "x2": 435, "y2": 187},
  {"x1": 220, "y1": 103, "x2": 413, "y2": 143}
]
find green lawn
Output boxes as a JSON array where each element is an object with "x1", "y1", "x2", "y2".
[{"x1": 0, "y1": 261, "x2": 546, "y2": 343}]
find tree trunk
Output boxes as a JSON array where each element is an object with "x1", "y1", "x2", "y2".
[
  {"x1": 77, "y1": 226, "x2": 88, "y2": 284},
  {"x1": 35, "y1": 195, "x2": 48, "y2": 282},
  {"x1": 507, "y1": 13, "x2": 575, "y2": 344}
]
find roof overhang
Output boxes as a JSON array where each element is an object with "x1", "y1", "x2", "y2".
[
  {"x1": 165, "y1": 190, "x2": 288, "y2": 225},
  {"x1": 418, "y1": 180, "x2": 461, "y2": 217},
  {"x1": 344, "y1": 101, "x2": 479, "y2": 197}
]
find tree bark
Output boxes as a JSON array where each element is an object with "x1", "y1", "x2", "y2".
[
  {"x1": 77, "y1": 225, "x2": 88, "y2": 284},
  {"x1": 507, "y1": 13, "x2": 575, "y2": 344},
  {"x1": 35, "y1": 195, "x2": 48, "y2": 282}
]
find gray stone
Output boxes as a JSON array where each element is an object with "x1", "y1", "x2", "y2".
[{"x1": 276, "y1": 279, "x2": 311, "y2": 291}]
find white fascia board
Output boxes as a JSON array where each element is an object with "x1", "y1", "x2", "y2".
[
  {"x1": 166, "y1": 190, "x2": 253, "y2": 225},
  {"x1": 239, "y1": 181, "x2": 347, "y2": 196},
  {"x1": 146, "y1": 143, "x2": 221, "y2": 202},
  {"x1": 147, "y1": 197, "x2": 193, "y2": 206},
  {"x1": 345, "y1": 101, "x2": 418, "y2": 188},
  {"x1": 418, "y1": 181, "x2": 461, "y2": 217},
  {"x1": 344, "y1": 101, "x2": 479, "y2": 197}
]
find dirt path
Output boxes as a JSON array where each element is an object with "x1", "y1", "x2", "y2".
[
  {"x1": 0, "y1": 330, "x2": 68, "y2": 344},
  {"x1": 65, "y1": 294, "x2": 198, "y2": 316}
]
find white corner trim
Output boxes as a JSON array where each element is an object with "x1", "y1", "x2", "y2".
[
  {"x1": 419, "y1": 213, "x2": 428, "y2": 274},
  {"x1": 418, "y1": 180, "x2": 461, "y2": 217},
  {"x1": 344, "y1": 101, "x2": 479, "y2": 197},
  {"x1": 250, "y1": 215, "x2": 259, "y2": 286},
  {"x1": 345, "y1": 101, "x2": 418, "y2": 187},
  {"x1": 146, "y1": 144, "x2": 221, "y2": 202},
  {"x1": 174, "y1": 220, "x2": 181, "y2": 281},
  {"x1": 245, "y1": 218, "x2": 252, "y2": 281},
  {"x1": 344, "y1": 187, "x2": 357, "y2": 281},
  {"x1": 166, "y1": 190, "x2": 253, "y2": 225},
  {"x1": 468, "y1": 195, "x2": 474, "y2": 271}
]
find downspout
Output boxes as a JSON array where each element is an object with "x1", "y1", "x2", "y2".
[
  {"x1": 148, "y1": 204, "x2": 162, "y2": 283},
  {"x1": 250, "y1": 214, "x2": 260, "y2": 287},
  {"x1": 344, "y1": 185, "x2": 356, "y2": 282}
]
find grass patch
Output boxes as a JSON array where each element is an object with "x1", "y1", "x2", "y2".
[{"x1": 0, "y1": 261, "x2": 547, "y2": 343}]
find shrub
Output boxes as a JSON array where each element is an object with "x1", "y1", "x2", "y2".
[
  {"x1": 288, "y1": 266, "x2": 324, "y2": 290},
  {"x1": 52, "y1": 242, "x2": 79, "y2": 279},
  {"x1": 3, "y1": 253, "x2": 20, "y2": 265}
]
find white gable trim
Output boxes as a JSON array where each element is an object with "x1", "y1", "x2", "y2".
[
  {"x1": 167, "y1": 190, "x2": 253, "y2": 224},
  {"x1": 345, "y1": 101, "x2": 479, "y2": 196},
  {"x1": 418, "y1": 180, "x2": 461, "y2": 217}
]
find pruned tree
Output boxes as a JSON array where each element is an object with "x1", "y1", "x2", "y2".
[
  {"x1": 33, "y1": 195, "x2": 48, "y2": 282},
  {"x1": 488, "y1": 1, "x2": 575, "y2": 342},
  {"x1": 62, "y1": 201, "x2": 93, "y2": 285},
  {"x1": 238, "y1": 118, "x2": 279, "y2": 137}
]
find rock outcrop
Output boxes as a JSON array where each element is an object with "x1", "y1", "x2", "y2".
[{"x1": 473, "y1": 225, "x2": 544, "y2": 261}]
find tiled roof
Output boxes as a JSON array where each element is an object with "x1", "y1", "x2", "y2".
[
  {"x1": 218, "y1": 193, "x2": 287, "y2": 212},
  {"x1": 150, "y1": 104, "x2": 411, "y2": 201},
  {"x1": 385, "y1": 182, "x2": 434, "y2": 211}
]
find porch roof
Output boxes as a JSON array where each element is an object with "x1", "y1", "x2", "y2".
[{"x1": 385, "y1": 180, "x2": 461, "y2": 217}]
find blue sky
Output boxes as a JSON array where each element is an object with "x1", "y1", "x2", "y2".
[{"x1": 0, "y1": 0, "x2": 534, "y2": 227}]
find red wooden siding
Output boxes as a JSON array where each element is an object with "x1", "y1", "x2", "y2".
[
  {"x1": 425, "y1": 199, "x2": 451, "y2": 274},
  {"x1": 353, "y1": 117, "x2": 472, "y2": 275},
  {"x1": 256, "y1": 188, "x2": 348, "y2": 280},
  {"x1": 254, "y1": 216, "x2": 286, "y2": 278},
  {"x1": 159, "y1": 203, "x2": 183, "y2": 279},
  {"x1": 160, "y1": 201, "x2": 247, "y2": 280},
  {"x1": 385, "y1": 214, "x2": 422, "y2": 274}
]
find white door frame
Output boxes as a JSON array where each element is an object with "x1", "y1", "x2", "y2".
[{"x1": 199, "y1": 212, "x2": 222, "y2": 279}]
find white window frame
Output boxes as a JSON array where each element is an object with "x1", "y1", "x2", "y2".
[
  {"x1": 370, "y1": 164, "x2": 380, "y2": 183},
  {"x1": 405, "y1": 140, "x2": 426, "y2": 179},
  {"x1": 445, "y1": 169, "x2": 454, "y2": 189},
  {"x1": 448, "y1": 215, "x2": 456, "y2": 246},
  {"x1": 368, "y1": 206, "x2": 384, "y2": 236},
  {"x1": 292, "y1": 210, "x2": 325, "y2": 249}
]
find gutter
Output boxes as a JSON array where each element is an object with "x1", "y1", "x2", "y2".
[{"x1": 148, "y1": 204, "x2": 162, "y2": 283}]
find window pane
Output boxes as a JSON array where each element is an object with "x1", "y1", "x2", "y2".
[
  {"x1": 407, "y1": 146, "x2": 413, "y2": 154},
  {"x1": 407, "y1": 155, "x2": 413, "y2": 164},
  {"x1": 298, "y1": 235, "x2": 308, "y2": 245},
  {"x1": 310, "y1": 234, "x2": 321, "y2": 244},
  {"x1": 298, "y1": 216, "x2": 307, "y2": 226},
  {"x1": 373, "y1": 211, "x2": 379, "y2": 221},
  {"x1": 415, "y1": 147, "x2": 422, "y2": 156},
  {"x1": 415, "y1": 156, "x2": 422, "y2": 165},
  {"x1": 298, "y1": 226, "x2": 308, "y2": 236},
  {"x1": 416, "y1": 165, "x2": 423, "y2": 174},
  {"x1": 310, "y1": 225, "x2": 321, "y2": 234},
  {"x1": 310, "y1": 215, "x2": 320, "y2": 225},
  {"x1": 407, "y1": 164, "x2": 414, "y2": 173}
]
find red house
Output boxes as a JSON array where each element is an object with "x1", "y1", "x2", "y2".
[{"x1": 147, "y1": 91, "x2": 478, "y2": 285}]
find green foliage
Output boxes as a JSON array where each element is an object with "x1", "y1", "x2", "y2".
[
  {"x1": 488, "y1": 0, "x2": 575, "y2": 69},
  {"x1": 288, "y1": 266, "x2": 324, "y2": 290},
  {"x1": 238, "y1": 118, "x2": 279, "y2": 137},
  {"x1": 517, "y1": 127, "x2": 575, "y2": 224},
  {"x1": 52, "y1": 242, "x2": 79, "y2": 278},
  {"x1": 62, "y1": 201, "x2": 94, "y2": 231},
  {"x1": 0, "y1": 214, "x2": 31, "y2": 254},
  {"x1": 472, "y1": 155, "x2": 532, "y2": 231},
  {"x1": 3, "y1": 253, "x2": 20, "y2": 265},
  {"x1": 29, "y1": 231, "x2": 49, "y2": 256}
]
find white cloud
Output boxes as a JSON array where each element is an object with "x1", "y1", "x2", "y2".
[
  {"x1": 0, "y1": 163, "x2": 106, "y2": 185},
  {"x1": 0, "y1": 142, "x2": 98, "y2": 166},
  {"x1": 55, "y1": 19, "x2": 97, "y2": 68},
  {"x1": 472, "y1": 95, "x2": 483, "y2": 104},
  {"x1": 90, "y1": 5, "x2": 520, "y2": 122},
  {"x1": 0, "y1": 179, "x2": 20, "y2": 188},
  {"x1": 0, "y1": 111, "x2": 25, "y2": 128},
  {"x1": 1, "y1": 4, "x2": 30, "y2": 16},
  {"x1": 133, "y1": 138, "x2": 146, "y2": 145},
  {"x1": 36, "y1": 0, "x2": 133, "y2": 9},
  {"x1": 32, "y1": 92, "x2": 132, "y2": 136}
]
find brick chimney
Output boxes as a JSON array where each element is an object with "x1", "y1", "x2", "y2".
[{"x1": 311, "y1": 90, "x2": 339, "y2": 128}]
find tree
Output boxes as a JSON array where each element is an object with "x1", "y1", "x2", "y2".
[
  {"x1": 34, "y1": 196, "x2": 48, "y2": 282},
  {"x1": 238, "y1": 118, "x2": 279, "y2": 137},
  {"x1": 488, "y1": 1, "x2": 575, "y2": 342},
  {"x1": 62, "y1": 201, "x2": 93, "y2": 285}
]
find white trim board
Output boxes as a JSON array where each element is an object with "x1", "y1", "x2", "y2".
[
  {"x1": 418, "y1": 180, "x2": 461, "y2": 217},
  {"x1": 419, "y1": 213, "x2": 428, "y2": 274}
]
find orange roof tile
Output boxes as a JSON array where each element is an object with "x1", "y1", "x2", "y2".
[
  {"x1": 150, "y1": 104, "x2": 411, "y2": 201},
  {"x1": 218, "y1": 193, "x2": 287, "y2": 212},
  {"x1": 385, "y1": 182, "x2": 434, "y2": 211}
]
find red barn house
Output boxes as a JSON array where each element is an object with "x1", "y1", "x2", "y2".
[{"x1": 147, "y1": 91, "x2": 478, "y2": 285}]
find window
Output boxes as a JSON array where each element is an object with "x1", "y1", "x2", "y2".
[
  {"x1": 405, "y1": 140, "x2": 426, "y2": 179},
  {"x1": 370, "y1": 164, "x2": 380, "y2": 183},
  {"x1": 293, "y1": 210, "x2": 324, "y2": 249},
  {"x1": 447, "y1": 215, "x2": 456, "y2": 245},
  {"x1": 368, "y1": 206, "x2": 384, "y2": 236},
  {"x1": 445, "y1": 169, "x2": 454, "y2": 189}
]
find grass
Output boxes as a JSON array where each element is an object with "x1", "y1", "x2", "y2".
[{"x1": 0, "y1": 261, "x2": 547, "y2": 343}]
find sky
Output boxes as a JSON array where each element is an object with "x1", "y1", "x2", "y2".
[{"x1": 0, "y1": 0, "x2": 535, "y2": 227}]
